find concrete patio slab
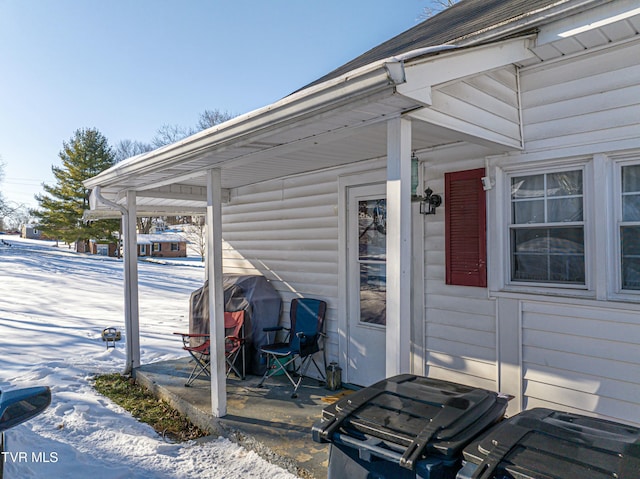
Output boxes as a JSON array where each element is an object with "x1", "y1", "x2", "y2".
[{"x1": 134, "y1": 358, "x2": 351, "y2": 478}]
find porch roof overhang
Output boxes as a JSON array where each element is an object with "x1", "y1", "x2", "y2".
[
  {"x1": 84, "y1": 38, "x2": 539, "y2": 218},
  {"x1": 83, "y1": 2, "x2": 640, "y2": 218}
]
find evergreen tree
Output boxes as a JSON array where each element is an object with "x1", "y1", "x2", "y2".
[{"x1": 32, "y1": 128, "x2": 119, "y2": 246}]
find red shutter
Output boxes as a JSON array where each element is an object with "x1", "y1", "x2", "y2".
[{"x1": 445, "y1": 168, "x2": 487, "y2": 287}]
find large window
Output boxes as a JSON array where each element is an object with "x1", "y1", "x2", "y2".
[
  {"x1": 620, "y1": 164, "x2": 640, "y2": 290},
  {"x1": 509, "y1": 170, "x2": 585, "y2": 285}
]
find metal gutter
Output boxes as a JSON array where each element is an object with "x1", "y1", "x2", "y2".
[
  {"x1": 91, "y1": 186, "x2": 126, "y2": 215},
  {"x1": 84, "y1": 60, "x2": 408, "y2": 191}
]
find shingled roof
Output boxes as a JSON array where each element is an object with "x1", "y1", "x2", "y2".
[{"x1": 304, "y1": 0, "x2": 602, "y2": 89}]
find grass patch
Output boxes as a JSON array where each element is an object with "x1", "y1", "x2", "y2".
[{"x1": 94, "y1": 373, "x2": 208, "y2": 442}]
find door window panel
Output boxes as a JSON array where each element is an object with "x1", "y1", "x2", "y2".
[{"x1": 358, "y1": 199, "x2": 386, "y2": 325}]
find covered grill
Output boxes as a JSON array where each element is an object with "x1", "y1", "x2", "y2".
[{"x1": 189, "y1": 274, "x2": 282, "y2": 375}]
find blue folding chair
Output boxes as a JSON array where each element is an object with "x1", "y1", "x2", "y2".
[{"x1": 258, "y1": 298, "x2": 327, "y2": 398}]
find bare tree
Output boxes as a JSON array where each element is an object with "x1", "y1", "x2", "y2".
[
  {"x1": 421, "y1": 0, "x2": 459, "y2": 19},
  {"x1": 151, "y1": 109, "x2": 236, "y2": 148},
  {"x1": 151, "y1": 124, "x2": 190, "y2": 149},
  {"x1": 114, "y1": 139, "x2": 153, "y2": 163},
  {"x1": 113, "y1": 109, "x2": 237, "y2": 238},
  {"x1": 196, "y1": 109, "x2": 234, "y2": 130},
  {"x1": 182, "y1": 217, "x2": 207, "y2": 262}
]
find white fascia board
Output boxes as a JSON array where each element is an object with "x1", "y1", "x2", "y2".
[
  {"x1": 396, "y1": 37, "x2": 536, "y2": 103},
  {"x1": 84, "y1": 62, "x2": 403, "y2": 191},
  {"x1": 538, "y1": 0, "x2": 640, "y2": 43},
  {"x1": 83, "y1": 206, "x2": 207, "y2": 221},
  {"x1": 135, "y1": 184, "x2": 230, "y2": 203},
  {"x1": 407, "y1": 108, "x2": 523, "y2": 151}
]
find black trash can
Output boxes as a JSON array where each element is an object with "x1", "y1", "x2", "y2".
[
  {"x1": 312, "y1": 374, "x2": 509, "y2": 479},
  {"x1": 457, "y1": 408, "x2": 640, "y2": 479}
]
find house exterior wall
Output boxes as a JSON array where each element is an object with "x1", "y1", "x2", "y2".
[
  {"x1": 21, "y1": 225, "x2": 41, "y2": 239},
  {"x1": 495, "y1": 39, "x2": 640, "y2": 425},
  {"x1": 430, "y1": 66, "x2": 522, "y2": 148},
  {"x1": 148, "y1": 241, "x2": 187, "y2": 258},
  {"x1": 221, "y1": 159, "x2": 388, "y2": 363},
  {"x1": 425, "y1": 38, "x2": 640, "y2": 426},
  {"x1": 91, "y1": 242, "x2": 117, "y2": 256},
  {"x1": 422, "y1": 146, "x2": 499, "y2": 392},
  {"x1": 218, "y1": 37, "x2": 640, "y2": 426}
]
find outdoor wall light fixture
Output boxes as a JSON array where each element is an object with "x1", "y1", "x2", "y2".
[{"x1": 419, "y1": 187, "x2": 442, "y2": 215}]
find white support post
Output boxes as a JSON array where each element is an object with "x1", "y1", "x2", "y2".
[
  {"x1": 123, "y1": 190, "x2": 140, "y2": 372},
  {"x1": 206, "y1": 168, "x2": 226, "y2": 417},
  {"x1": 386, "y1": 117, "x2": 412, "y2": 377}
]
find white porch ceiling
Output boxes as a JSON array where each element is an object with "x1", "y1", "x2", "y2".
[{"x1": 87, "y1": 76, "x2": 469, "y2": 217}]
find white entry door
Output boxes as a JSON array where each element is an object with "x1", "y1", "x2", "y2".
[{"x1": 346, "y1": 183, "x2": 387, "y2": 387}]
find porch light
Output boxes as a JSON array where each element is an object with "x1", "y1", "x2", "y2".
[
  {"x1": 411, "y1": 151, "x2": 420, "y2": 198},
  {"x1": 419, "y1": 187, "x2": 442, "y2": 215}
]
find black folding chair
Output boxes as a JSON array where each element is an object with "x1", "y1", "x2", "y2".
[{"x1": 258, "y1": 298, "x2": 327, "y2": 398}]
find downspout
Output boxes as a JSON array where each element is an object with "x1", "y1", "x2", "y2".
[
  {"x1": 93, "y1": 186, "x2": 127, "y2": 215},
  {"x1": 92, "y1": 187, "x2": 136, "y2": 375}
]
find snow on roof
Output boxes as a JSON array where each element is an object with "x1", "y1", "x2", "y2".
[{"x1": 136, "y1": 233, "x2": 184, "y2": 245}]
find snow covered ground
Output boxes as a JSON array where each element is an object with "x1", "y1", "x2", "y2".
[{"x1": 0, "y1": 236, "x2": 298, "y2": 479}]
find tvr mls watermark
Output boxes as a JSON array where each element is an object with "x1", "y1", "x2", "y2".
[{"x1": 2, "y1": 451, "x2": 59, "y2": 463}]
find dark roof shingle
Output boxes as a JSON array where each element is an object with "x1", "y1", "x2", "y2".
[{"x1": 303, "y1": 0, "x2": 588, "y2": 89}]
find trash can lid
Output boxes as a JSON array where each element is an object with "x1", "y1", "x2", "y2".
[
  {"x1": 461, "y1": 408, "x2": 640, "y2": 479},
  {"x1": 313, "y1": 374, "x2": 508, "y2": 469}
]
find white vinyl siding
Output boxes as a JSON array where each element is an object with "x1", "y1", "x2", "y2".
[
  {"x1": 521, "y1": 301, "x2": 640, "y2": 426},
  {"x1": 424, "y1": 39, "x2": 640, "y2": 420},
  {"x1": 214, "y1": 36, "x2": 640, "y2": 424},
  {"x1": 222, "y1": 180, "x2": 339, "y2": 299},
  {"x1": 423, "y1": 151, "x2": 498, "y2": 390},
  {"x1": 520, "y1": 41, "x2": 640, "y2": 153},
  {"x1": 428, "y1": 67, "x2": 522, "y2": 148},
  {"x1": 485, "y1": 39, "x2": 640, "y2": 422},
  {"x1": 221, "y1": 159, "x2": 385, "y2": 361}
]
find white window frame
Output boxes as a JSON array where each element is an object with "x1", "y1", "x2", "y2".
[
  {"x1": 499, "y1": 160, "x2": 594, "y2": 295},
  {"x1": 614, "y1": 158, "x2": 640, "y2": 296}
]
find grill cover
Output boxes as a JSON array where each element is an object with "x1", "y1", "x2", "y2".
[{"x1": 189, "y1": 275, "x2": 282, "y2": 375}]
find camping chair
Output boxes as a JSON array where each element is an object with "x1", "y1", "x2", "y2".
[
  {"x1": 175, "y1": 332, "x2": 210, "y2": 387},
  {"x1": 224, "y1": 311, "x2": 246, "y2": 379},
  {"x1": 257, "y1": 298, "x2": 327, "y2": 398},
  {"x1": 174, "y1": 311, "x2": 246, "y2": 386}
]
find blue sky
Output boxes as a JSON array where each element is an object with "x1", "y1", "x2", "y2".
[{"x1": 0, "y1": 1, "x2": 427, "y2": 209}]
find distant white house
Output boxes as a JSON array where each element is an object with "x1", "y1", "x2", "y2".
[{"x1": 85, "y1": 0, "x2": 640, "y2": 425}]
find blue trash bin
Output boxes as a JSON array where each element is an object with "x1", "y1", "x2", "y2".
[
  {"x1": 312, "y1": 374, "x2": 509, "y2": 479},
  {"x1": 457, "y1": 408, "x2": 640, "y2": 479}
]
